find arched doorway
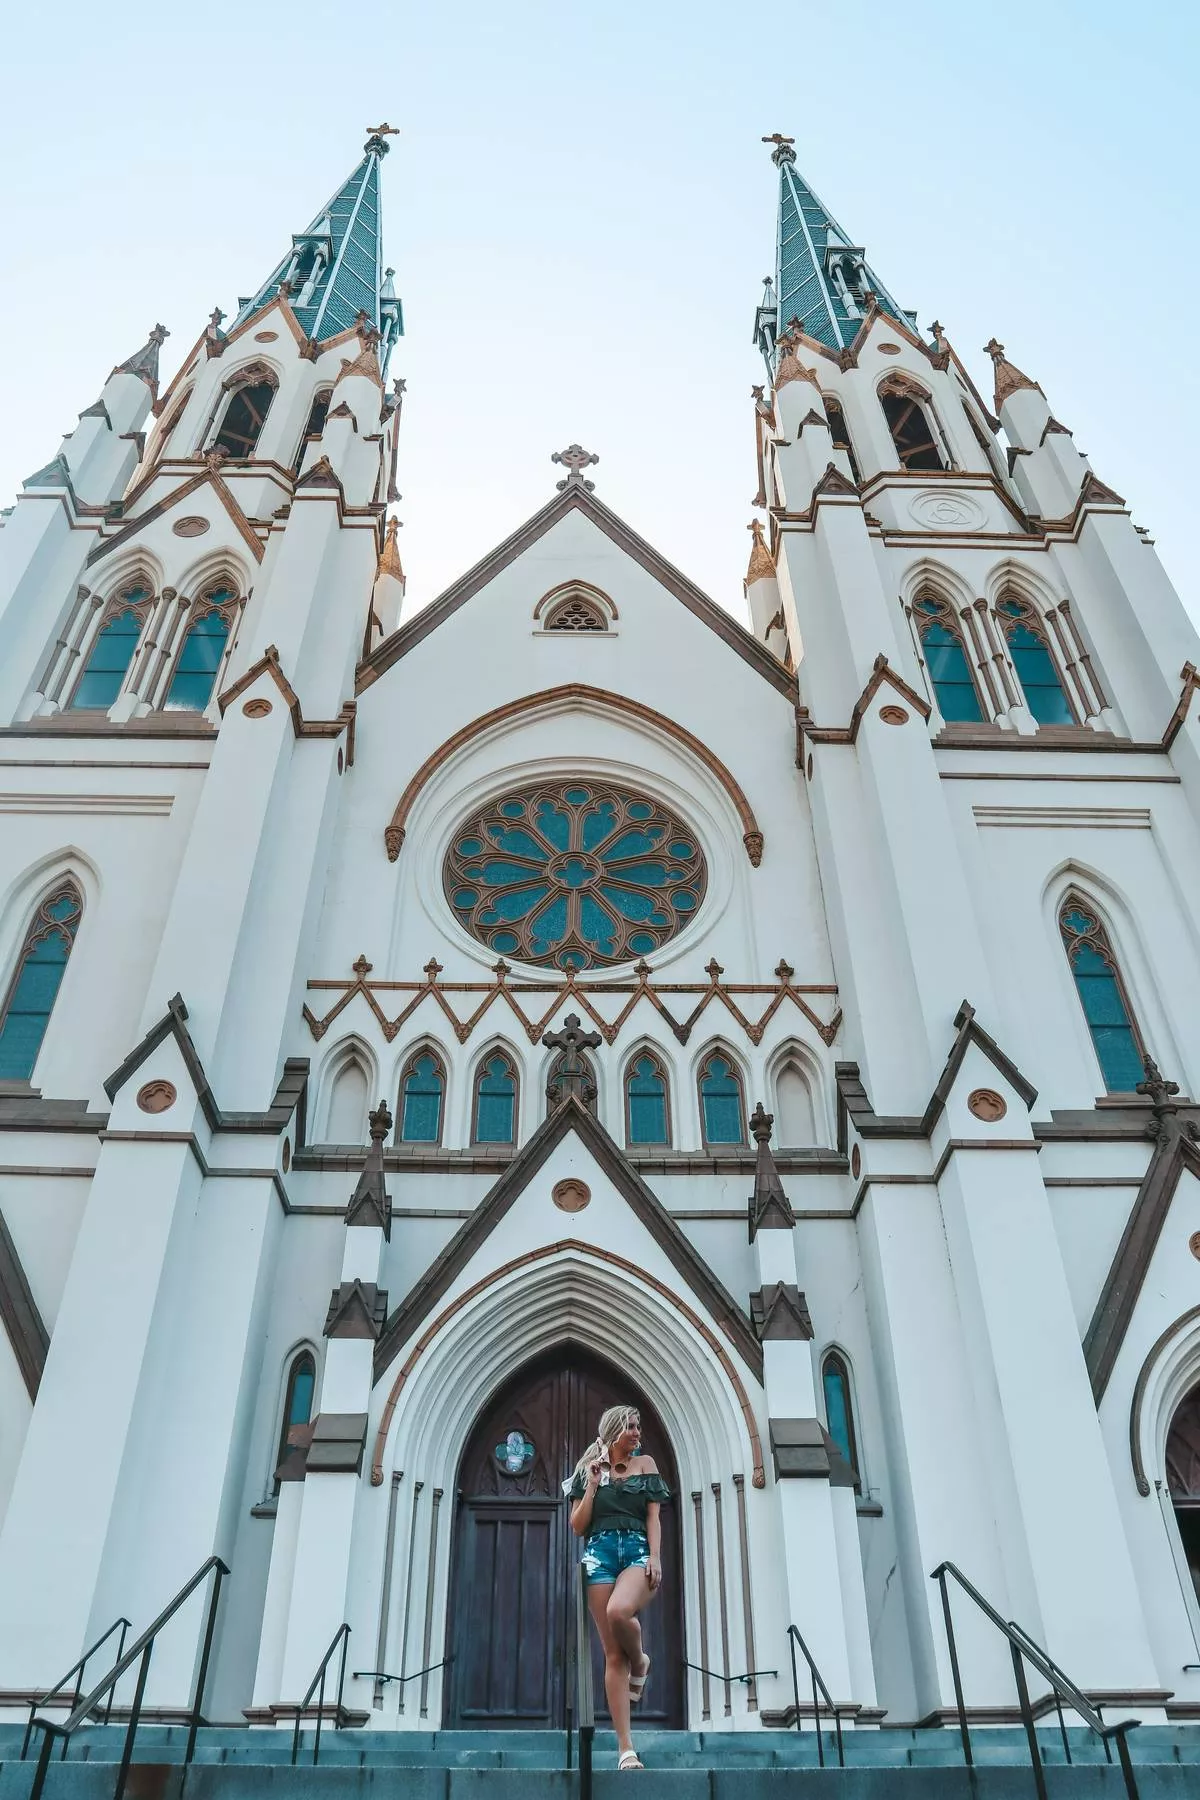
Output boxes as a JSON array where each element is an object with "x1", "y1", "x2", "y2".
[
  {"x1": 1167, "y1": 1380, "x2": 1200, "y2": 1602},
  {"x1": 445, "y1": 1345, "x2": 684, "y2": 1729}
]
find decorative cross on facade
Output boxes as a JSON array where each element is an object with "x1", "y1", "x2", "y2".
[
  {"x1": 552, "y1": 444, "x2": 599, "y2": 492},
  {"x1": 365, "y1": 123, "x2": 400, "y2": 156},
  {"x1": 762, "y1": 132, "x2": 796, "y2": 167},
  {"x1": 366, "y1": 122, "x2": 400, "y2": 138},
  {"x1": 423, "y1": 958, "x2": 443, "y2": 984},
  {"x1": 208, "y1": 307, "x2": 226, "y2": 332},
  {"x1": 352, "y1": 953, "x2": 373, "y2": 982},
  {"x1": 149, "y1": 324, "x2": 170, "y2": 347},
  {"x1": 542, "y1": 1013, "x2": 602, "y2": 1106},
  {"x1": 983, "y1": 338, "x2": 1006, "y2": 364}
]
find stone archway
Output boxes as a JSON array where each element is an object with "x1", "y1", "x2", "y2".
[{"x1": 444, "y1": 1345, "x2": 684, "y2": 1729}]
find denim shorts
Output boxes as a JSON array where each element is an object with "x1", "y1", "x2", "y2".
[{"x1": 582, "y1": 1529, "x2": 651, "y2": 1586}]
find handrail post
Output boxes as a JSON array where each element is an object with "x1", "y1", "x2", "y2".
[
  {"x1": 313, "y1": 1663, "x2": 327, "y2": 1767},
  {"x1": 788, "y1": 1630, "x2": 801, "y2": 1733},
  {"x1": 114, "y1": 1644, "x2": 153, "y2": 1800},
  {"x1": 1111, "y1": 1724, "x2": 1140, "y2": 1800},
  {"x1": 185, "y1": 1561, "x2": 224, "y2": 1768},
  {"x1": 934, "y1": 1567, "x2": 973, "y2": 1769},
  {"x1": 811, "y1": 1666, "x2": 823, "y2": 1767},
  {"x1": 103, "y1": 1623, "x2": 131, "y2": 1729},
  {"x1": 1010, "y1": 1642, "x2": 1048, "y2": 1800},
  {"x1": 28, "y1": 1727, "x2": 56, "y2": 1800}
]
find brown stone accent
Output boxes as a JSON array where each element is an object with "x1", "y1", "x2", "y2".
[
  {"x1": 135, "y1": 1080, "x2": 177, "y2": 1114},
  {"x1": 552, "y1": 1178, "x2": 591, "y2": 1213},
  {"x1": 968, "y1": 1088, "x2": 1008, "y2": 1122},
  {"x1": 217, "y1": 645, "x2": 355, "y2": 761},
  {"x1": 324, "y1": 1279, "x2": 388, "y2": 1339},
  {"x1": 306, "y1": 1411, "x2": 369, "y2": 1474},
  {"x1": 769, "y1": 1417, "x2": 856, "y2": 1485},
  {"x1": 750, "y1": 1282, "x2": 814, "y2": 1341}
]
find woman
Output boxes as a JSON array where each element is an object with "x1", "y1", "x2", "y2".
[{"x1": 566, "y1": 1404, "x2": 670, "y2": 1771}]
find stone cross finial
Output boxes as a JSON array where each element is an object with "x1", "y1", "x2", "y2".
[
  {"x1": 1137, "y1": 1055, "x2": 1182, "y2": 1148},
  {"x1": 368, "y1": 1099, "x2": 393, "y2": 1143},
  {"x1": 208, "y1": 307, "x2": 226, "y2": 332},
  {"x1": 149, "y1": 324, "x2": 170, "y2": 347},
  {"x1": 365, "y1": 122, "x2": 400, "y2": 155},
  {"x1": 542, "y1": 1012, "x2": 602, "y2": 1106},
  {"x1": 552, "y1": 444, "x2": 599, "y2": 492},
  {"x1": 762, "y1": 133, "x2": 797, "y2": 167},
  {"x1": 749, "y1": 1102, "x2": 774, "y2": 1144}
]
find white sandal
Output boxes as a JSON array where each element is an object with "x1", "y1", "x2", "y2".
[
  {"x1": 618, "y1": 1751, "x2": 644, "y2": 1771},
  {"x1": 628, "y1": 1653, "x2": 650, "y2": 1704}
]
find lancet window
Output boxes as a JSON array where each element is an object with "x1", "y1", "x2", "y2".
[
  {"x1": 625, "y1": 1052, "x2": 671, "y2": 1146},
  {"x1": 823, "y1": 398, "x2": 861, "y2": 484},
  {"x1": 997, "y1": 596, "x2": 1074, "y2": 725},
  {"x1": 1058, "y1": 897, "x2": 1145, "y2": 1093},
  {"x1": 273, "y1": 1349, "x2": 316, "y2": 1491},
  {"x1": 293, "y1": 390, "x2": 332, "y2": 472},
  {"x1": 822, "y1": 1350, "x2": 860, "y2": 1489},
  {"x1": 211, "y1": 368, "x2": 277, "y2": 460},
  {"x1": 472, "y1": 1051, "x2": 519, "y2": 1145},
  {"x1": 0, "y1": 882, "x2": 83, "y2": 1081},
  {"x1": 697, "y1": 1050, "x2": 747, "y2": 1146},
  {"x1": 399, "y1": 1048, "x2": 446, "y2": 1144},
  {"x1": 545, "y1": 1048, "x2": 598, "y2": 1117},
  {"x1": 879, "y1": 375, "x2": 946, "y2": 472},
  {"x1": 1167, "y1": 1382, "x2": 1200, "y2": 1605},
  {"x1": 163, "y1": 586, "x2": 238, "y2": 711},
  {"x1": 69, "y1": 584, "x2": 154, "y2": 711},
  {"x1": 913, "y1": 593, "x2": 984, "y2": 724}
]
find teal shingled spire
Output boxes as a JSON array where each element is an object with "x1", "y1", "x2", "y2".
[
  {"x1": 755, "y1": 136, "x2": 915, "y2": 367},
  {"x1": 232, "y1": 129, "x2": 403, "y2": 372}
]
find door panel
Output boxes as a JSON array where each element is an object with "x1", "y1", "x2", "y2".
[{"x1": 447, "y1": 1346, "x2": 683, "y2": 1728}]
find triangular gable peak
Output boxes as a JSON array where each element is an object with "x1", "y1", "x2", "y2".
[
  {"x1": 356, "y1": 483, "x2": 797, "y2": 701},
  {"x1": 373, "y1": 1094, "x2": 762, "y2": 1382}
]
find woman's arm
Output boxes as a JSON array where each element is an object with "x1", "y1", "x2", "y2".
[
  {"x1": 638, "y1": 1456, "x2": 663, "y2": 1589},
  {"x1": 569, "y1": 1464, "x2": 600, "y2": 1537}
]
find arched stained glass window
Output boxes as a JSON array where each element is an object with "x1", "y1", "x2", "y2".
[
  {"x1": 544, "y1": 595, "x2": 607, "y2": 631},
  {"x1": 998, "y1": 597, "x2": 1074, "y2": 725},
  {"x1": 213, "y1": 378, "x2": 276, "y2": 459},
  {"x1": 626, "y1": 1052, "x2": 670, "y2": 1146},
  {"x1": 70, "y1": 587, "x2": 152, "y2": 710},
  {"x1": 914, "y1": 594, "x2": 983, "y2": 724},
  {"x1": 1059, "y1": 898, "x2": 1145, "y2": 1092},
  {"x1": 400, "y1": 1049, "x2": 445, "y2": 1143},
  {"x1": 164, "y1": 588, "x2": 237, "y2": 711},
  {"x1": 274, "y1": 1349, "x2": 316, "y2": 1491},
  {"x1": 473, "y1": 1052, "x2": 518, "y2": 1145},
  {"x1": 698, "y1": 1051, "x2": 746, "y2": 1146},
  {"x1": 822, "y1": 1351, "x2": 860, "y2": 1490},
  {"x1": 444, "y1": 781, "x2": 707, "y2": 971},
  {"x1": 0, "y1": 883, "x2": 83, "y2": 1080}
]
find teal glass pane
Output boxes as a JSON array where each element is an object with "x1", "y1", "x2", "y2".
[
  {"x1": 701, "y1": 1056, "x2": 744, "y2": 1144},
  {"x1": 164, "y1": 607, "x2": 231, "y2": 711},
  {"x1": 483, "y1": 829, "x2": 544, "y2": 861},
  {"x1": 920, "y1": 619, "x2": 983, "y2": 724},
  {"x1": 823, "y1": 1363, "x2": 854, "y2": 1469},
  {"x1": 529, "y1": 894, "x2": 568, "y2": 955},
  {"x1": 628, "y1": 1055, "x2": 667, "y2": 1144},
  {"x1": 581, "y1": 802, "x2": 618, "y2": 849},
  {"x1": 0, "y1": 898, "x2": 79, "y2": 1081},
  {"x1": 288, "y1": 1361, "x2": 315, "y2": 1427},
  {"x1": 475, "y1": 1055, "x2": 516, "y2": 1144},
  {"x1": 1006, "y1": 626, "x2": 1073, "y2": 725},
  {"x1": 603, "y1": 831, "x2": 666, "y2": 862},
  {"x1": 600, "y1": 885, "x2": 661, "y2": 922},
  {"x1": 478, "y1": 884, "x2": 549, "y2": 925},
  {"x1": 71, "y1": 603, "x2": 146, "y2": 710},
  {"x1": 1063, "y1": 914, "x2": 1143, "y2": 1093},
  {"x1": 579, "y1": 895, "x2": 617, "y2": 956},
  {"x1": 533, "y1": 799, "x2": 570, "y2": 850},
  {"x1": 401, "y1": 1053, "x2": 444, "y2": 1143}
]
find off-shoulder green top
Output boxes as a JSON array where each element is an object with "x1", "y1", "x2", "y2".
[{"x1": 567, "y1": 1469, "x2": 671, "y2": 1536}]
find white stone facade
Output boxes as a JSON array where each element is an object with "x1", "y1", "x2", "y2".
[{"x1": 1, "y1": 141, "x2": 1199, "y2": 1739}]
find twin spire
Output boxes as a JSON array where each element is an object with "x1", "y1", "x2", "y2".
[
  {"x1": 756, "y1": 133, "x2": 914, "y2": 368},
  {"x1": 230, "y1": 127, "x2": 403, "y2": 372}
]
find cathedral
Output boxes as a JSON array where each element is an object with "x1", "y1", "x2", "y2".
[{"x1": 1, "y1": 123, "x2": 1200, "y2": 1741}]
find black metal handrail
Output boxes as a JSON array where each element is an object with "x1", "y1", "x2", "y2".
[
  {"x1": 931, "y1": 1560, "x2": 1142, "y2": 1800},
  {"x1": 21, "y1": 1617, "x2": 132, "y2": 1760},
  {"x1": 683, "y1": 1659, "x2": 778, "y2": 1687},
  {"x1": 286, "y1": 1624, "x2": 351, "y2": 1767},
  {"x1": 565, "y1": 1564, "x2": 595, "y2": 1800},
  {"x1": 26, "y1": 1556, "x2": 228, "y2": 1800},
  {"x1": 786, "y1": 1623, "x2": 846, "y2": 1767}
]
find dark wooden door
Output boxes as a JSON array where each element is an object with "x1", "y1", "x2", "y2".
[{"x1": 446, "y1": 1346, "x2": 683, "y2": 1728}]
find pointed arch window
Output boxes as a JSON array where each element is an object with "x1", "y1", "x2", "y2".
[
  {"x1": 997, "y1": 596, "x2": 1074, "y2": 725},
  {"x1": 325, "y1": 1054, "x2": 369, "y2": 1143},
  {"x1": 1167, "y1": 1382, "x2": 1200, "y2": 1606},
  {"x1": 822, "y1": 1350, "x2": 861, "y2": 1490},
  {"x1": 1059, "y1": 897, "x2": 1145, "y2": 1092},
  {"x1": 273, "y1": 1349, "x2": 316, "y2": 1491},
  {"x1": 212, "y1": 374, "x2": 276, "y2": 460},
  {"x1": 69, "y1": 586, "x2": 153, "y2": 710},
  {"x1": 879, "y1": 375, "x2": 946, "y2": 472},
  {"x1": 775, "y1": 1058, "x2": 817, "y2": 1146},
  {"x1": 400, "y1": 1048, "x2": 446, "y2": 1144},
  {"x1": 698, "y1": 1051, "x2": 747, "y2": 1146},
  {"x1": 913, "y1": 593, "x2": 984, "y2": 724},
  {"x1": 0, "y1": 883, "x2": 83, "y2": 1080},
  {"x1": 546, "y1": 1048, "x2": 598, "y2": 1116},
  {"x1": 293, "y1": 389, "x2": 332, "y2": 472},
  {"x1": 472, "y1": 1051, "x2": 519, "y2": 1145},
  {"x1": 543, "y1": 595, "x2": 607, "y2": 631},
  {"x1": 823, "y1": 398, "x2": 861, "y2": 484},
  {"x1": 626, "y1": 1052, "x2": 670, "y2": 1146},
  {"x1": 164, "y1": 586, "x2": 238, "y2": 712}
]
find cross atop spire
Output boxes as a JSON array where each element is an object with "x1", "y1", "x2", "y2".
[
  {"x1": 232, "y1": 141, "x2": 403, "y2": 373},
  {"x1": 755, "y1": 136, "x2": 914, "y2": 365}
]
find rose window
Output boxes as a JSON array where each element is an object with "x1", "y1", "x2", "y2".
[{"x1": 443, "y1": 780, "x2": 707, "y2": 970}]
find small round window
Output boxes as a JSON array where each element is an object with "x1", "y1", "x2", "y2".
[{"x1": 443, "y1": 780, "x2": 707, "y2": 970}]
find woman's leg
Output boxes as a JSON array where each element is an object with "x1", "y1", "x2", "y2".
[
  {"x1": 606, "y1": 1564, "x2": 657, "y2": 1691},
  {"x1": 586, "y1": 1582, "x2": 635, "y2": 1756}
]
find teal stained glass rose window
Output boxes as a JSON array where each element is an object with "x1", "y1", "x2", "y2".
[{"x1": 444, "y1": 781, "x2": 707, "y2": 970}]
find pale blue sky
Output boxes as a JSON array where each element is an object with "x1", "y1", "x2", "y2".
[{"x1": 3, "y1": 1, "x2": 1196, "y2": 621}]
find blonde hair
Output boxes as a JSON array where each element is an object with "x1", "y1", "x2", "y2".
[{"x1": 571, "y1": 1404, "x2": 641, "y2": 1487}]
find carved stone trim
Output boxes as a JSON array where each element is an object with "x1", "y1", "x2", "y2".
[
  {"x1": 324, "y1": 1279, "x2": 388, "y2": 1339},
  {"x1": 217, "y1": 645, "x2": 356, "y2": 762}
]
